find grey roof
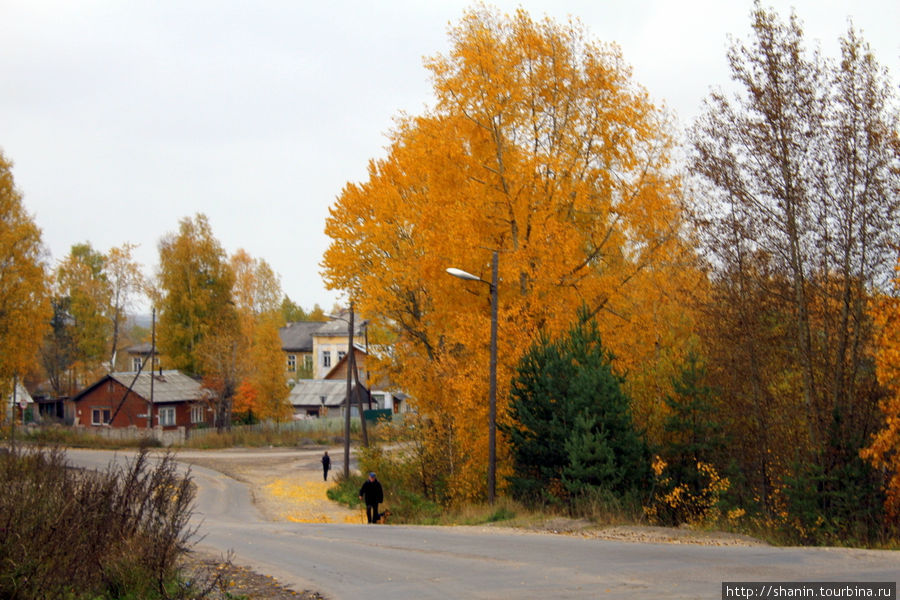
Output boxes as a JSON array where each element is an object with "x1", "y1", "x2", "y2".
[
  {"x1": 108, "y1": 370, "x2": 206, "y2": 404},
  {"x1": 125, "y1": 342, "x2": 155, "y2": 355},
  {"x1": 279, "y1": 321, "x2": 324, "y2": 352},
  {"x1": 311, "y1": 311, "x2": 367, "y2": 337},
  {"x1": 288, "y1": 379, "x2": 352, "y2": 407}
]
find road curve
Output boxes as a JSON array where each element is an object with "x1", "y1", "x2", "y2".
[{"x1": 63, "y1": 449, "x2": 899, "y2": 600}]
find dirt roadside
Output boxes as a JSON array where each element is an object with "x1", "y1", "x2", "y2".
[
  {"x1": 178, "y1": 446, "x2": 766, "y2": 545},
  {"x1": 176, "y1": 446, "x2": 764, "y2": 599}
]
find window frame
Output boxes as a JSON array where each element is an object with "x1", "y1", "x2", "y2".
[
  {"x1": 159, "y1": 406, "x2": 176, "y2": 427},
  {"x1": 91, "y1": 408, "x2": 111, "y2": 426}
]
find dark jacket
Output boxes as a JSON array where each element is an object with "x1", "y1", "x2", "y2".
[
  {"x1": 359, "y1": 478, "x2": 383, "y2": 505},
  {"x1": 322, "y1": 454, "x2": 331, "y2": 469}
]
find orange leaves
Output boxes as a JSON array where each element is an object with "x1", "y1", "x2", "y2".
[
  {"x1": 861, "y1": 258, "x2": 900, "y2": 520},
  {"x1": 322, "y1": 7, "x2": 695, "y2": 503},
  {"x1": 233, "y1": 379, "x2": 259, "y2": 415},
  {"x1": 0, "y1": 151, "x2": 50, "y2": 390}
]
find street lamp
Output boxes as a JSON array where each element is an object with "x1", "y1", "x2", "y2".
[{"x1": 446, "y1": 250, "x2": 499, "y2": 504}]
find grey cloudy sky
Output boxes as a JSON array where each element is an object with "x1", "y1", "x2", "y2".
[{"x1": 2, "y1": 1, "x2": 897, "y2": 312}]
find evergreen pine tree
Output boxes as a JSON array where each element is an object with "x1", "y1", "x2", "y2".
[{"x1": 504, "y1": 311, "x2": 650, "y2": 505}]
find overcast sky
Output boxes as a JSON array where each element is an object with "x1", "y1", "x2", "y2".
[{"x1": 1, "y1": 1, "x2": 897, "y2": 313}]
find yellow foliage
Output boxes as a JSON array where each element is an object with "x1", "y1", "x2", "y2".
[
  {"x1": 264, "y1": 479, "x2": 364, "y2": 524},
  {"x1": 230, "y1": 251, "x2": 290, "y2": 421},
  {"x1": 646, "y1": 459, "x2": 731, "y2": 528},
  {"x1": 323, "y1": 7, "x2": 701, "y2": 503},
  {"x1": 0, "y1": 151, "x2": 50, "y2": 395},
  {"x1": 861, "y1": 257, "x2": 900, "y2": 520}
]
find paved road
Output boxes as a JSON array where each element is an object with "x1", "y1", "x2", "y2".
[{"x1": 64, "y1": 449, "x2": 899, "y2": 600}]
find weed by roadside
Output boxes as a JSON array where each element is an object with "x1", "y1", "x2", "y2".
[{"x1": 0, "y1": 445, "x2": 225, "y2": 599}]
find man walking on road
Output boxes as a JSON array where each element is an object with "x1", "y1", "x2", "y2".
[
  {"x1": 321, "y1": 451, "x2": 331, "y2": 481},
  {"x1": 358, "y1": 472, "x2": 384, "y2": 524}
]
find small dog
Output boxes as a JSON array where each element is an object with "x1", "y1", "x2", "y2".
[{"x1": 376, "y1": 509, "x2": 392, "y2": 524}]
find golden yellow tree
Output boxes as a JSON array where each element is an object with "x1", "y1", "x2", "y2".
[
  {"x1": 0, "y1": 151, "x2": 51, "y2": 403},
  {"x1": 862, "y1": 258, "x2": 900, "y2": 520},
  {"x1": 54, "y1": 243, "x2": 111, "y2": 384},
  {"x1": 230, "y1": 249, "x2": 290, "y2": 421},
  {"x1": 157, "y1": 214, "x2": 237, "y2": 377},
  {"x1": 106, "y1": 243, "x2": 145, "y2": 371},
  {"x1": 246, "y1": 313, "x2": 291, "y2": 421},
  {"x1": 323, "y1": 7, "x2": 700, "y2": 502}
]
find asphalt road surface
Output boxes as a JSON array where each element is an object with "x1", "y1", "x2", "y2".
[{"x1": 64, "y1": 449, "x2": 899, "y2": 600}]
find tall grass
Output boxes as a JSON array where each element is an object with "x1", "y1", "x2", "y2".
[{"x1": 0, "y1": 446, "x2": 223, "y2": 599}]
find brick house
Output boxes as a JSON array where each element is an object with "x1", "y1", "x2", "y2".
[{"x1": 72, "y1": 370, "x2": 212, "y2": 430}]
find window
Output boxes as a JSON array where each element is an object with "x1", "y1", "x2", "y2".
[
  {"x1": 322, "y1": 351, "x2": 331, "y2": 368},
  {"x1": 303, "y1": 355, "x2": 313, "y2": 371},
  {"x1": 337, "y1": 351, "x2": 346, "y2": 362},
  {"x1": 287, "y1": 354, "x2": 297, "y2": 372},
  {"x1": 191, "y1": 405, "x2": 205, "y2": 424},
  {"x1": 132, "y1": 357, "x2": 143, "y2": 371},
  {"x1": 91, "y1": 408, "x2": 111, "y2": 426},
  {"x1": 159, "y1": 407, "x2": 176, "y2": 427}
]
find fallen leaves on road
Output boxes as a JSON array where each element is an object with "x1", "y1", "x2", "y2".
[{"x1": 264, "y1": 478, "x2": 365, "y2": 524}]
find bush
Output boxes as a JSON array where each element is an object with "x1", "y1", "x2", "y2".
[{"x1": 0, "y1": 446, "x2": 219, "y2": 599}]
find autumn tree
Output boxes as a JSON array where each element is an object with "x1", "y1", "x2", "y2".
[
  {"x1": 689, "y1": 4, "x2": 898, "y2": 538},
  {"x1": 862, "y1": 258, "x2": 900, "y2": 523},
  {"x1": 246, "y1": 314, "x2": 292, "y2": 421},
  {"x1": 280, "y1": 296, "x2": 327, "y2": 323},
  {"x1": 105, "y1": 243, "x2": 144, "y2": 371},
  {"x1": 230, "y1": 249, "x2": 290, "y2": 421},
  {"x1": 53, "y1": 243, "x2": 111, "y2": 383},
  {"x1": 0, "y1": 151, "x2": 50, "y2": 403},
  {"x1": 156, "y1": 214, "x2": 237, "y2": 378},
  {"x1": 41, "y1": 242, "x2": 145, "y2": 394},
  {"x1": 323, "y1": 7, "x2": 698, "y2": 502}
]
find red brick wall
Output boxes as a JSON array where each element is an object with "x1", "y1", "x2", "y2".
[{"x1": 73, "y1": 378, "x2": 205, "y2": 430}]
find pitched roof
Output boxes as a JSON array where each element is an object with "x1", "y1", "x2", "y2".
[
  {"x1": 279, "y1": 321, "x2": 324, "y2": 352},
  {"x1": 125, "y1": 342, "x2": 155, "y2": 355},
  {"x1": 4, "y1": 381, "x2": 34, "y2": 406},
  {"x1": 311, "y1": 311, "x2": 367, "y2": 338},
  {"x1": 288, "y1": 379, "x2": 363, "y2": 407},
  {"x1": 75, "y1": 370, "x2": 207, "y2": 404},
  {"x1": 322, "y1": 344, "x2": 367, "y2": 380}
]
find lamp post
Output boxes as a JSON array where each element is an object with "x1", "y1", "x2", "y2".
[{"x1": 446, "y1": 250, "x2": 499, "y2": 504}]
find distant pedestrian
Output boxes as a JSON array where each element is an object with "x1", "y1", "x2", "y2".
[
  {"x1": 321, "y1": 451, "x2": 331, "y2": 481},
  {"x1": 358, "y1": 472, "x2": 384, "y2": 524}
]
